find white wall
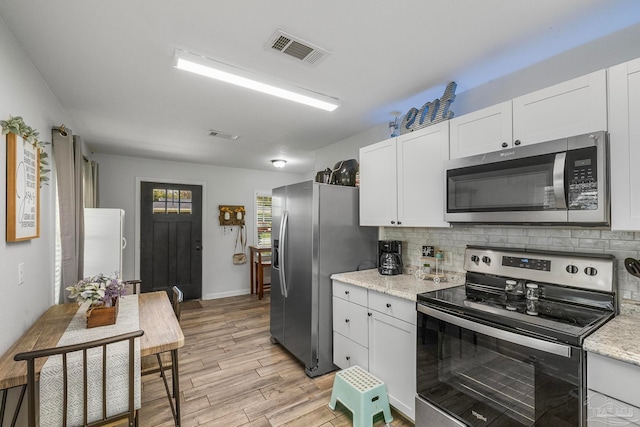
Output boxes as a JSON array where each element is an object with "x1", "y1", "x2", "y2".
[
  {"x1": 91, "y1": 153, "x2": 303, "y2": 299},
  {"x1": 0, "y1": 16, "x2": 70, "y2": 355},
  {"x1": 314, "y1": 23, "x2": 640, "y2": 169}
]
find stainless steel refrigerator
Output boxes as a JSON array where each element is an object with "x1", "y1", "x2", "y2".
[{"x1": 270, "y1": 181, "x2": 377, "y2": 377}]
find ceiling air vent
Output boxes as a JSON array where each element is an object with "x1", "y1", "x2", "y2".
[
  {"x1": 206, "y1": 130, "x2": 239, "y2": 141},
  {"x1": 266, "y1": 30, "x2": 329, "y2": 66}
]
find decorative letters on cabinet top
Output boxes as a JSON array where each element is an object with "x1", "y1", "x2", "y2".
[{"x1": 400, "y1": 82, "x2": 457, "y2": 134}]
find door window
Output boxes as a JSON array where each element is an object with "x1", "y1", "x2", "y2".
[{"x1": 152, "y1": 188, "x2": 192, "y2": 214}]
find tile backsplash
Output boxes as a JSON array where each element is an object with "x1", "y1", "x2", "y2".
[{"x1": 380, "y1": 226, "x2": 640, "y2": 303}]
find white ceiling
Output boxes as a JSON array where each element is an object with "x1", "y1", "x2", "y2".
[{"x1": 1, "y1": 1, "x2": 639, "y2": 173}]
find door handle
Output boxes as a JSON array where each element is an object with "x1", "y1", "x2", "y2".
[
  {"x1": 553, "y1": 152, "x2": 567, "y2": 209},
  {"x1": 195, "y1": 245, "x2": 202, "y2": 251}
]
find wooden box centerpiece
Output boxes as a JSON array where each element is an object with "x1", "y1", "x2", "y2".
[
  {"x1": 66, "y1": 273, "x2": 126, "y2": 328},
  {"x1": 86, "y1": 297, "x2": 119, "y2": 328}
]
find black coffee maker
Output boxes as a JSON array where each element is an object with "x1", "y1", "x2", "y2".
[{"x1": 378, "y1": 240, "x2": 403, "y2": 275}]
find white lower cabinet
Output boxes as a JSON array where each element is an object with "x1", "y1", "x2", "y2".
[
  {"x1": 368, "y1": 309, "x2": 416, "y2": 419},
  {"x1": 332, "y1": 280, "x2": 416, "y2": 421},
  {"x1": 587, "y1": 352, "x2": 640, "y2": 426}
]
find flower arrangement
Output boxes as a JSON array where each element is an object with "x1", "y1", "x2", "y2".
[{"x1": 66, "y1": 273, "x2": 127, "y2": 307}]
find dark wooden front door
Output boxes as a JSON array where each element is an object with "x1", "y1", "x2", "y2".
[{"x1": 140, "y1": 182, "x2": 203, "y2": 300}]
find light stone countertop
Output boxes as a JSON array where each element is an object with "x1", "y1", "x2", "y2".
[
  {"x1": 583, "y1": 299, "x2": 640, "y2": 367},
  {"x1": 330, "y1": 269, "x2": 464, "y2": 301}
]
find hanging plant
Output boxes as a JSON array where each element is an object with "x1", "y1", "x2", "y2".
[{"x1": 0, "y1": 116, "x2": 50, "y2": 186}]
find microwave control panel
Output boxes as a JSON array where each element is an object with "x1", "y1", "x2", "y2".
[{"x1": 567, "y1": 146, "x2": 598, "y2": 210}]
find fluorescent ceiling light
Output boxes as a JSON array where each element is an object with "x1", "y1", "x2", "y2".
[{"x1": 174, "y1": 49, "x2": 340, "y2": 112}]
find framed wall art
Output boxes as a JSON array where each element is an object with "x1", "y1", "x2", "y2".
[{"x1": 6, "y1": 132, "x2": 40, "y2": 241}]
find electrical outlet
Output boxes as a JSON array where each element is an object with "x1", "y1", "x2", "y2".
[{"x1": 18, "y1": 262, "x2": 24, "y2": 286}]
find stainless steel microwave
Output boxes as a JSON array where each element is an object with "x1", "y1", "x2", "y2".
[{"x1": 444, "y1": 131, "x2": 609, "y2": 225}]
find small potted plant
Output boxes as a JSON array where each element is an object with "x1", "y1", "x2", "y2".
[{"x1": 66, "y1": 273, "x2": 127, "y2": 327}]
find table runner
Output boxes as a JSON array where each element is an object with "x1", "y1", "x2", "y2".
[{"x1": 39, "y1": 295, "x2": 141, "y2": 426}]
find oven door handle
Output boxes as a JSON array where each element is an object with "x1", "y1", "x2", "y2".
[{"x1": 417, "y1": 305, "x2": 572, "y2": 358}]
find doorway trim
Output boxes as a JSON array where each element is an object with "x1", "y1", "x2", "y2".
[{"x1": 134, "y1": 176, "x2": 207, "y2": 280}]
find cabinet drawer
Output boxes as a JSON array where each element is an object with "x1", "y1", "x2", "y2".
[
  {"x1": 333, "y1": 281, "x2": 368, "y2": 306},
  {"x1": 588, "y1": 352, "x2": 640, "y2": 408},
  {"x1": 368, "y1": 291, "x2": 416, "y2": 324},
  {"x1": 333, "y1": 297, "x2": 368, "y2": 347},
  {"x1": 333, "y1": 332, "x2": 368, "y2": 371}
]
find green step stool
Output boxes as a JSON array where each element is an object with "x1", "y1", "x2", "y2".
[{"x1": 328, "y1": 365, "x2": 393, "y2": 427}]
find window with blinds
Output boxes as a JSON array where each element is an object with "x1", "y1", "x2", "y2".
[{"x1": 256, "y1": 194, "x2": 272, "y2": 246}]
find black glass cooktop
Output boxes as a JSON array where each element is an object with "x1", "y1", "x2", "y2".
[{"x1": 417, "y1": 282, "x2": 614, "y2": 346}]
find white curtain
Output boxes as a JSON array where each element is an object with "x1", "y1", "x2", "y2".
[
  {"x1": 83, "y1": 157, "x2": 99, "y2": 208},
  {"x1": 52, "y1": 128, "x2": 85, "y2": 303}
]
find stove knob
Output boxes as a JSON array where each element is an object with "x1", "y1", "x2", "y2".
[
  {"x1": 584, "y1": 266, "x2": 598, "y2": 276},
  {"x1": 566, "y1": 265, "x2": 579, "y2": 274},
  {"x1": 482, "y1": 256, "x2": 491, "y2": 265},
  {"x1": 471, "y1": 255, "x2": 480, "y2": 264}
]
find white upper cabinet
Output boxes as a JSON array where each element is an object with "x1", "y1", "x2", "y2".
[
  {"x1": 609, "y1": 58, "x2": 640, "y2": 230},
  {"x1": 397, "y1": 123, "x2": 450, "y2": 228},
  {"x1": 449, "y1": 101, "x2": 513, "y2": 159},
  {"x1": 359, "y1": 122, "x2": 449, "y2": 227},
  {"x1": 449, "y1": 70, "x2": 608, "y2": 160},
  {"x1": 359, "y1": 137, "x2": 397, "y2": 226},
  {"x1": 513, "y1": 69, "x2": 607, "y2": 144}
]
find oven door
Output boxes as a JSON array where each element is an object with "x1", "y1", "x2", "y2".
[{"x1": 416, "y1": 305, "x2": 584, "y2": 427}]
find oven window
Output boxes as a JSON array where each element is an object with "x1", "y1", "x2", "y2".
[
  {"x1": 417, "y1": 313, "x2": 581, "y2": 426},
  {"x1": 447, "y1": 153, "x2": 557, "y2": 212}
]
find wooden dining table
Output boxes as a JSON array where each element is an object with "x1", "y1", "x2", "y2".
[{"x1": 0, "y1": 291, "x2": 184, "y2": 426}]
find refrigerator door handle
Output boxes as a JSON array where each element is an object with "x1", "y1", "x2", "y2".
[{"x1": 279, "y1": 211, "x2": 289, "y2": 298}]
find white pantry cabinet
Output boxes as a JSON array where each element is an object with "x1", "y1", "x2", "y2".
[
  {"x1": 609, "y1": 58, "x2": 640, "y2": 231},
  {"x1": 332, "y1": 280, "x2": 417, "y2": 421},
  {"x1": 359, "y1": 122, "x2": 449, "y2": 227},
  {"x1": 449, "y1": 70, "x2": 607, "y2": 159}
]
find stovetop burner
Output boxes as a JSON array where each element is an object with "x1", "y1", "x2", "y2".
[{"x1": 417, "y1": 246, "x2": 617, "y2": 346}]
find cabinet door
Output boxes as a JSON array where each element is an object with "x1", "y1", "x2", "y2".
[
  {"x1": 610, "y1": 58, "x2": 640, "y2": 230},
  {"x1": 513, "y1": 69, "x2": 607, "y2": 145},
  {"x1": 368, "y1": 310, "x2": 416, "y2": 421},
  {"x1": 333, "y1": 331, "x2": 368, "y2": 371},
  {"x1": 333, "y1": 297, "x2": 368, "y2": 348},
  {"x1": 397, "y1": 122, "x2": 450, "y2": 227},
  {"x1": 449, "y1": 101, "x2": 513, "y2": 159},
  {"x1": 359, "y1": 138, "x2": 398, "y2": 226}
]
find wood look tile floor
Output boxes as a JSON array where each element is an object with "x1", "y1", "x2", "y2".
[{"x1": 138, "y1": 294, "x2": 413, "y2": 427}]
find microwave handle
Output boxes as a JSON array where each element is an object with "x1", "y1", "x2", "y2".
[{"x1": 553, "y1": 152, "x2": 567, "y2": 210}]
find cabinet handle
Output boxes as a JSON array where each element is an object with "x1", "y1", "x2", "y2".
[
  {"x1": 390, "y1": 220, "x2": 396, "y2": 225},
  {"x1": 344, "y1": 290, "x2": 349, "y2": 295},
  {"x1": 346, "y1": 356, "x2": 350, "y2": 361},
  {"x1": 501, "y1": 142, "x2": 508, "y2": 148},
  {"x1": 514, "y1": 139, "x2": 521, "y2": 146},
  {"x1": 386, "y1": 303, "x2": 391, "y2": 308},
  {"x1": 368, "y1": 312, "x2": 372, "y2": 317},
  {"x1": 397, "y1": 221, "x2": 402, "y2": 225},
  {"x1": 345, "y1": 319, "x2": 350, "y2": 323}
]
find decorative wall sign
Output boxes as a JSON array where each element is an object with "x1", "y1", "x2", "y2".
[
  {"x1": 219, "y1": 205, "x2": 245, "y2": 226},
  {"x1": 400, "y1": 82, "x2": 457, "y2": 134},
  {"x1": 6, "y1": 132, "x2": 40, "y2": 241}
]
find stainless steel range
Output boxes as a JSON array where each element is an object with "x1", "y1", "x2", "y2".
[{"x1": 416, "y1": 246, "x2": 616, "y2": 427}]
